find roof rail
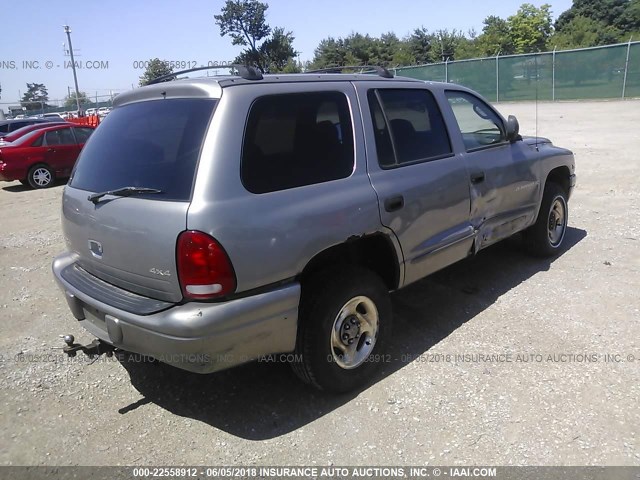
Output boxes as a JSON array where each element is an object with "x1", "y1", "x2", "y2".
[
  {"x1": 148, "y1": 64, "x2": 263, "y2": 85},
  {"x1": 305, "y1": 65, "x2": 394, "y2": 79}
]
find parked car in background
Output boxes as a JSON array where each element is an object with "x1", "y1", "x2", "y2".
[
  {"x1": 0, "y1": 118, "x2": 63, "y2": 138},
  {"x1": 97, "y1": 107, "x2": 111, "y2": 117},
  {"x1": 0, "y1": 122, "x2": 69, "y2": 144},
  {"x1": 0, "y1": 124, "x2": 95, "y2": 188},
  {"x1": 42, "y1": 112, "x2": 66, "y2": 120},
  {"x1": 85, "y1": 108, "x2": 97, "y2": 116}
]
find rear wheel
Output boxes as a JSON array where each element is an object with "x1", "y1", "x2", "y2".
[
  {"x1": 27, "y1": 164, "x2": 55, "y2": 189},
  {"x1": 523, "y1": 182, "x2": 568, "y2": 257},
  {"x1": 291, "y1": 266, "x2": 392, "y2": 392}
]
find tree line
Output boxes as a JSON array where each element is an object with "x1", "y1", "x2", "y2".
[
  {"x1": 18, "y1": 83, "x2": 95, "y2": 112},
  {"x1": 211, "y1": 0, "x2": 639, "y2": 74},
  {"x1": 16, "y1": 0, "x2": 640, "y2": 101}
]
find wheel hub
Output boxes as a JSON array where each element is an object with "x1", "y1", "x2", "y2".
[
  {"x1": 330, "y1": 296, "x2": 379, "y2": 370},
  {"x1": 340, "y1": 315, "x2": 361, "y2": 346},
  {"x1": 547, "y1": 196, "x2": 567, "y2": 246},
  {"x1": 34, "y1": 168, "x2": 51, "y2": 186}
]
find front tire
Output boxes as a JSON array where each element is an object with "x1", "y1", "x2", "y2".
[
  {"x1": 292, "y1": 266, "x2": 392, "y2": 393},
  {"x1": 27, "y1": 164, "x2": 55, "y2": 189},
  {"x1": 523, "y1": 182, "x2": 568, "y2": 257}
]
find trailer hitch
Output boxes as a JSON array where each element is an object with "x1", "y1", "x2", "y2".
[{"x1": 59, "y1": 334, "x2": 116, "y2": 358}]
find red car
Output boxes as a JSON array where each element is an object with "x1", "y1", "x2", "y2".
[{"x1": 0, "y1": 124, "x2": 95, "y2": 189}]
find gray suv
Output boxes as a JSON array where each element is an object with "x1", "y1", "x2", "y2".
[{"x1": 53, "y1": 68, "x2": 576, "y2": 392}]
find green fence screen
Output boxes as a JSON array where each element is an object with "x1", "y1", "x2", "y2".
[{"x1": 396, "y1": 41, "x2": 640, "y2": 102}]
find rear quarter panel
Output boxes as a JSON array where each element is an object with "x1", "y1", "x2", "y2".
[{"x1": 187, "y1": 82, "x2": 389, "y2": 293}]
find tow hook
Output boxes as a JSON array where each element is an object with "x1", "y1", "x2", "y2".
[{"x1": 59, "y1": 334, "x2": 115, "y2": 358}]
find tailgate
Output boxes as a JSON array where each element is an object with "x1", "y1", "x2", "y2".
[
  {"x1": 62, "y1": 186, "x2": 188, "y2": 303},
  {"x1": 61, "y1": 97, "x2": 217, "y2": 303}
]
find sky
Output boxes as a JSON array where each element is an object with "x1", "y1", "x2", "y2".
[{"x1": 0, "y1": 0, "x2": 574, "y2": 107}]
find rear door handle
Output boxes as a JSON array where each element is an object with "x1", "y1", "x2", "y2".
[
  {"x1": 470, "y1": 171, "x2": 485, "y2": 184},
  {"x1": 384, "y1": 195, "x2": 404, "y2": 212}
]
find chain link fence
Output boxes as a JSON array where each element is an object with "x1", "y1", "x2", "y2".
[
  {"x1": 0, "y1": 93, "x2": 121, "y2": 119},
  {"x1": 396, "y1": 40, "x2": 639, "y2": 102}
]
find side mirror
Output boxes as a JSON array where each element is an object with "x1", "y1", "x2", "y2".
[{"x1": 506, "y1": 115, "x2": 520, "y2": 141}]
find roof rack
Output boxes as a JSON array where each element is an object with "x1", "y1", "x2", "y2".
[
  {"x1": 305, "y1": 65, "x2": 394, "y2": 79},
  {"x1": 148, "y1": 64, "x2": 263, "y2": 85}
]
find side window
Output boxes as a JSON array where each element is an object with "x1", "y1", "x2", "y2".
[
  {"x1": 31, "y1": 134, "x2": 44, "y2": 147},
  {"x1": 44, "y1": 130, "x2": 61, "y2": 146},
  {"x1": 445, "y1": 91, "x2": 506, "y2": 151},
  {"x1": 45, "y1": 129, "x2": 75, "y2": 146},
  {"x1": 368, "y1": 89, "x2": 452, "y2": 167},
  {"x1": 11, "y1": 122, "x2": 28, "y2": 131},
  {"x1": 242, "y1": 92, "x2": 354, "y2": 194},
  {"x1": 73, "y1": 127, "x2": 94, "y2": 144},
  {"x1": 58, "y1": 128, "x2": 76, "y2": 145},
  {"x1": 366, "y1": 91, "x2": 395, "y2": 167}
]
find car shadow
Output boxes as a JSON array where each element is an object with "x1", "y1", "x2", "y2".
[
  {"x1": 2, "y1": 179, "x2": 66, "y2": 192},
  {"x1": 117, "y1": 227, "x2": 587, "y2": 440}
]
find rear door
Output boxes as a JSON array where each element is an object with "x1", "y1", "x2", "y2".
[
  {"x1": 62, "y1": 98, "x2": 216, "y2": 303},
  {"x1": 356, "y1": 83, "x2": 473, "y2": 286},
  {"x1": 43, "y1": 127, "x2": 80, "y2": 173}
]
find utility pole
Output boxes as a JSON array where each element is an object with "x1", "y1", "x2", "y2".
[{"x1": 63, "y1": 25, "x2": 82, "y2": 114}]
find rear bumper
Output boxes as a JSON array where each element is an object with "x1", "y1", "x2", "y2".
[
  {"x1": 52, "y1": 252, "x2": 300, "y2": 373},
  {"x1": 0, "y1": 163, "x2": 26, "y2": 182}
]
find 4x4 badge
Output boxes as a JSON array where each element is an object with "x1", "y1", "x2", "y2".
[
  {"x1": 149, "y1": 268, "x2": 171, "y2": 277},
  {"x1": 88, "y1": 240, "x2": 103, "y2": 259}
]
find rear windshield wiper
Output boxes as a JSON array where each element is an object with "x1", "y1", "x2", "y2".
[{"x1": 88, "y1": 187, "x2": 163, "y2": 204}]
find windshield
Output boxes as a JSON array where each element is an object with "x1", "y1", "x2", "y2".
[{"x1": 70, "y1": 98, "x2": 216, "y2": 201}]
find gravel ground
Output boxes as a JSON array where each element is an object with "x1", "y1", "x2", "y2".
[{"x1": 0, "y1": 100, "x2": 638, "y2": 467}]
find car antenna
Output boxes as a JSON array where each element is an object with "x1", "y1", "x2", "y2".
[
  {"x1": 535, "y1": 54, "x2": 539, "y2": 152},
  {"x1": 148, "y1": 64, "x2": 263, "y2": 85}
]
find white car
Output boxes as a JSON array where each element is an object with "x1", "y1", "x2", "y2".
[
  {"x1": 97, "y1": 107, "x2": 111, "y2": 117},
  {"x1": 42, "y1": 113, "x2": 66, "y2": 120},
  {"x1": 85, "y1": 108, "x2": 97, "y2": 116}
]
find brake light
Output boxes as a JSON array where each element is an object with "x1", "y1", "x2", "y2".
[{"x1": 176, "y1": 230, "x2": 236, "y2": 300}]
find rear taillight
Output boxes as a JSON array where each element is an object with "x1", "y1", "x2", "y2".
[{"x1": 176, "y1": 230, "x2": 236, "y2": 300}]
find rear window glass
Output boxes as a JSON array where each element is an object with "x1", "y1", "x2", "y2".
[
  {"x1": 13, "y1": 130, "x2": 43, "y2": 146},
  {"x1": 241, "y1": 92, "x2": 354, "y2": 194},
  {"x1": 70, "y1": 99, "x2": 215, "y2": 201}
]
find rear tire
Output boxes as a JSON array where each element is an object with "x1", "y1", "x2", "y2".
[
  {"x1": 523, "y1": 182, "x2": 568, "y2": 257},
  {"x1": 27, "y1": 164, "x2": 55, "y2": 189},
  {"x1": 291, "y1": 266, "x2": 392, "y2": 393}
]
